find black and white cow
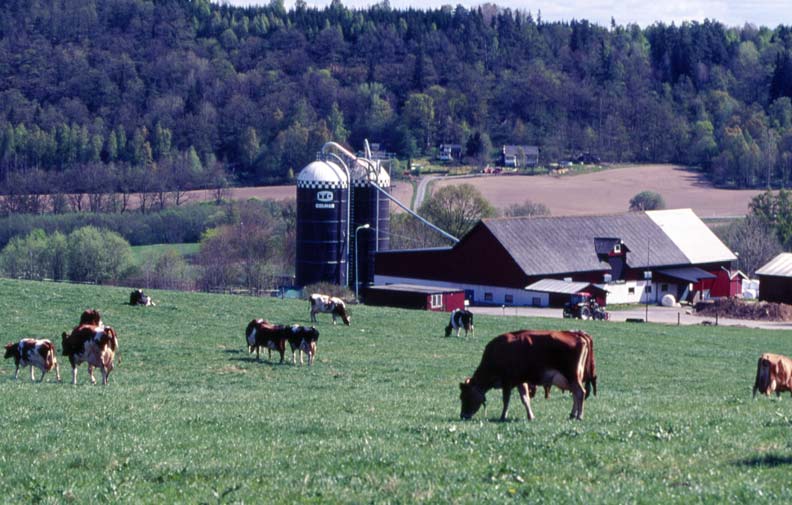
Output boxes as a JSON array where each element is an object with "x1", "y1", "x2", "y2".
[
  {"x1": 445, "y1": 309, "x2": 474, "y2": 337},
  {"x1": 287, "y1": 325, "x2": 320, "y2": 366},
  {"x1": 309, "y1": 293, "x2": 350, "y2": 325},
  {"x1": 130, "y1": 289, "x2": 155, "y2": 306},
  {"x1": 4, "y1": 338, "x2": 61, "y2": 382}
]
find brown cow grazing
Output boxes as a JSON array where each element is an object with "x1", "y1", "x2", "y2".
[
  {"x1": 245, "y1": 319, "x2": 290, "y2": 363},
  {"x1": 309, "y1": 294, "x2": 350, "y2": 325},
  {"x1": 753, "y1": 353, "x2": 792, "y2": 398},
  {"x1": 62, "y1": 314, "x2": 119, "y2": 385},
  {"x1": 459, "y1": 330, "x2": 596, "y2": 421},
  {"x1": 529, "y1": 330, "x2": 598, "y2": 400},
  {"x1": 4, "y1": 339, "x2": 62, "y2": 382}
]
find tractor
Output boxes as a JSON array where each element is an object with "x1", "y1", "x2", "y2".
[{"x1": 563, "y1": 292, "x2": 608, "y2": 320}]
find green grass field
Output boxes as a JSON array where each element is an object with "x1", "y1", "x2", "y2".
[
  {"x1": 129, "y1": 243, "x2": 200, "y2": 267},
  {"x1": 2, "y1": 278, "x2": 792, "y2": 503}
]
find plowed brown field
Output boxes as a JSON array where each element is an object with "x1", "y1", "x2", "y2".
[{"x1": 183, "y1": 164, "x2": 761, "y2": 218}]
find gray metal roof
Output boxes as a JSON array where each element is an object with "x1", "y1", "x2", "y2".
[
  {"x1": 503, "y1": 145, "x2": 539, "y2": 156},
  {"x1": 367, "y1": 283, "x2": 464, "y2": 294},
  {"x1": 756, "y1": 253, "x2": 792, "y2": 278},
  {"x1": 481, "y1": 209, "x2": 735, "y2": 277},
  {"x1": 658, "y1": 267, "x2": 716, "y2": 283},
  {"x1": 525, "y1": 279, "x2": 593, "y2": 294}
]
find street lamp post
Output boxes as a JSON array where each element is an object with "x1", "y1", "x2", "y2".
[{"x1": 355, "y1": 224, "x2": 371, "y2": 301}]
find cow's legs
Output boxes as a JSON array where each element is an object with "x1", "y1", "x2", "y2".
[
  {"x1": 517, "y1": 383, "x2": 535, "y2": 420},
  {"x1": 87, "y1": 365, "x2": 97, "y2": 385},
  {"x1": 14, "y1": 365, "x2": 19, "y2": 380},
  {"x1": 71, "y1": 367, "x2": 78, "y2": 385},
  {"x1": 30, "y1": 366, "x2": 36, "y2": 382},
  {"x1": 101, "y1": 366, "x2": 109, "y2": 385},
  {"x1": 54, "y1": 362, "x2": 61, "y2": 382},
  {"x1": 570, "y1": 382, "x2": 585, "y2": 420},
  {"x1": 500, "y1": 387, "x2": 512, "y2": 421}
]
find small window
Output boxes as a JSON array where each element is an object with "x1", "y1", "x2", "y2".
[
  {"x1": 505, "y1": 294, "x2": 514, "y2": 304},
  {"x1": 646, "y1": 285, "x2": 653, "y2": 293},
  {"x1": 532, "y1": 297, "x2": 541, "y2": 307},
  {"x1": 628, "y1": 287, "x2": 635, "y2": 294},
  {"x1": 613, "y1": 244, "x2": 621, "y2": 253},
  {"x1": 484, "y1": 292, "x2": 493, "y2": 302},
  {"x1": 430, "y1": 294, "x2": 442, "y2": 308},
  {"x1": 661, "y1": 284, "x2": 668, "y2": 291}
]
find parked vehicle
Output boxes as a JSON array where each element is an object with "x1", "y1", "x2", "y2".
[{"x1": 563, "y1": 292, "x2": 608, "y2": 320}]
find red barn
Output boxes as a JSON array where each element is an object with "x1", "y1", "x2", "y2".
[
  {"x1": 756, "y1": 253, "x2": 792, "y2": 304},
  {"x1": 375, "y1": 209, "x2": 737, "y2": 307},
  {"x1": 364, "y1": 284, "x2": 466, "y2": 312}
]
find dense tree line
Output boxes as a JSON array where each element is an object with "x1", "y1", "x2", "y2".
[{"x1": 2, "y1": 0, "x2": 792, "y2": 195}]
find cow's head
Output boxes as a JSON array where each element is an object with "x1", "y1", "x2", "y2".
[
  {"x1": 79, "y1": 309, "x2": 102, "y2": 327},
  {"x1": 444, "y1": 325, "x2": 453, "y2": 338},
  {"x1": 4, "y1": 342, "x2": 17, "y2": 359},
  {"x1": 335, "y1": 305, "x2": 351, "y2": 326},
  {"x1": 459, "y1": 378, "x2": 486, "y2": 420}
]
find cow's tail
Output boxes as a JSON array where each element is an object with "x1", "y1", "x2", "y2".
[
  {"x1": 754, "y1": 356, "x2": 770, "y2": 397},
  {"x1": 44, "y1": 341, "x2": 56, "y2": 370}
]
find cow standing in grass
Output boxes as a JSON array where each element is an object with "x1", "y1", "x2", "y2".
[
  {"x1": 309, "y1": 294, "x2": 350, "y2": 326},
  {"x1": 245, "y1": 319, "x2": 290, "y2": 363},
  {"x1": 62, "y1": 310, "x2": 119, "y2": 385},
  {"x1": 753, "y1": 353, "x2": 792, "y2": 398},
  {"x1": 445, "y1": 309, "x2": 474, "y2": 337},
  {"x1": 4, "y1": 339, "x2": 61, "y2": 382},
  {"x1": 287, "y1": 325, "x2": 320, "y2": 366},
  {"x1": 459, "y1": 330, "x2": 596, "y2": 421}
]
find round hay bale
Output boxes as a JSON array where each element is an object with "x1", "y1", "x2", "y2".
[{"x1": 661, "y1": 294, "x2": 677, "y2": 307}]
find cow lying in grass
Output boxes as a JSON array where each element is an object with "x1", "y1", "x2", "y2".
[
  {"x1": 245, "y1": 319, "x2": 290, "y2": 363},
  {"x1": 287, "y1": 325, "x2": 320, "y2": 366},
  {"x1": 309, "y1": 293, "x2": 350, "y2": 325},
  {"x1": 4, "y1": 338, "x2": 61, "y2": 382},
  {"x1": 459, "y1": 329, "x2": 597, "y2": 421},
  {"x1": 753, "y1": 353, "x2": 792, "y2": 398},
  {"x1": 62, "y1": 310, "x2": 119, "y2": 385},
  {"x1": 130, "y1": 289, "x2": 155, "y2": 306}
]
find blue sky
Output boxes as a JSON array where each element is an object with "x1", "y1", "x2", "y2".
[{"x1": 218, "y1": 0, "x2": 791, "y2": 28}]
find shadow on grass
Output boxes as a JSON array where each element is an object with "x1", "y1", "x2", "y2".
[
  {"x1": 222, "y1": 349, "x2": 242, "y2": 354},
  {"x1": 735, "y1": 454, "x2": 792, "y2": 468},
  {"x1": 228, "y1": 356, "x2": 287, "y2": 365}
]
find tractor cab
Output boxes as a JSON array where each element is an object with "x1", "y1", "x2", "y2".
[{"x1": 563, "y1": 291, "x2": 608, "y2": 320}]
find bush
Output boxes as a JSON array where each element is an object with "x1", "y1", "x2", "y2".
[
  {"x1": 66, "y1": 227, "x2": 134, "y2": 284},
  {"x1": 629, "y1": 191, "x2": 666, "y2": 211}
]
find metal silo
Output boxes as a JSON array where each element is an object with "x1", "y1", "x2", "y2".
[
  {"x1": 351, "y1": 163, "x2": 390, "y2": 292},
  {"x1": 295, "y1": 160, "x2": 349, "y2": 287}
]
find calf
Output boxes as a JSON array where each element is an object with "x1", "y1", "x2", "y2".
[
  {"x1": 61, "y1": 323, "x2": 119, "y2": 385},
  {"x1": 4, "y1": 339, "x2": 61, "y2": 382},
  {"x1": 753, "y1": 353, "x2": 792, "y2": 398},
  {"x1": 287, "y1": 325, "x2": 320, "y2": 366},
  {"x1": 130, "y1": 289, "x2": 155, "y2": 306},
  {"x1": 309, "y1": 293, "x2": 350, "y2": 325},
  {"x1": 444, "y1": 309, "x2": 474, "y2": 337},
  {"x1": 245, "y1": 319, "x2": 289, "y2": 363},
  {"x1": 459, "y1": 330, "x2": 596, "y2": 421}
]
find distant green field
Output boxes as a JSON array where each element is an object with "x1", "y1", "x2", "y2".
[
  {"x1": 130, "y1": 243, "x2": 200, "y2": 266},
  {"x1": 2, "y1": 278, "x2": 792, "y2": 503}
]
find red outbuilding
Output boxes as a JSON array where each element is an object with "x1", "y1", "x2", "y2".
[{"x1": 363, "y1": 283, "x2": 466, "y2": 312}]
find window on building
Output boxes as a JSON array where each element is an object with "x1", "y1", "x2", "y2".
[
  {"x1": 484, "y1": 292, "x2": 493, "y2": 302},
  {"x1": 646, "y1": 285, "x2": 653, "y2": 293},
  {"x1": 532, "y1": 297, "x2": 541, "y2": 306},
  {"x1": 430, "y1": 294, "x2": 442, "y2": 308},
  {"x1": 661, "y1": 284, "x2": 668, "y2": 291},
  {"x1": 505, "y1": 294, "x2": 514, "y2": 304},
  {"x1": 628, "y1": 287, "x2": 635, "y2": 294}
]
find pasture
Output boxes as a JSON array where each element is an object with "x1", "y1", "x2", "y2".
[{"x1": 1, "y1": 278, "x2": 792, "y2": 503}]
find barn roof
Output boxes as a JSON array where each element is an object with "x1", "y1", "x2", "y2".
[
  {"x1": 366, "y1": 283, "x2": 464, "y2": 294},
  {"x1": 479, "y1": 209, "x2": 735, "y2": 277},
  {"x1": 756, "y1": 253, "x2": 792, "y2": 278},
  {"x1": 525, "y1": 279, "x2": 597, "y2": 294}
]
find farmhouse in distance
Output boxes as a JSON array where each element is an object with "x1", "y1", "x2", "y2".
[{"x1": 373, "y1": 208, "x2": 739, "y2": 308}]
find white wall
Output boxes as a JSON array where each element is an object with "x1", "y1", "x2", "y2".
[
  {"x1": 374, "y1": 275, "x2": 549, "y2": 307},
  {"x1": 599, "y1": 280, "x2": 680, "y2": 304}
]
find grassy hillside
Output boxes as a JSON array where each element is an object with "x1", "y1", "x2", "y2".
[{"x1": 1, "y1": 279, "x2": 792, "y2": 503}]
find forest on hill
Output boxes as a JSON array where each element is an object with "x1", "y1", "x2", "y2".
[{"x1": 2, "y1": 0, "x2": 792, "y2": 208}]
